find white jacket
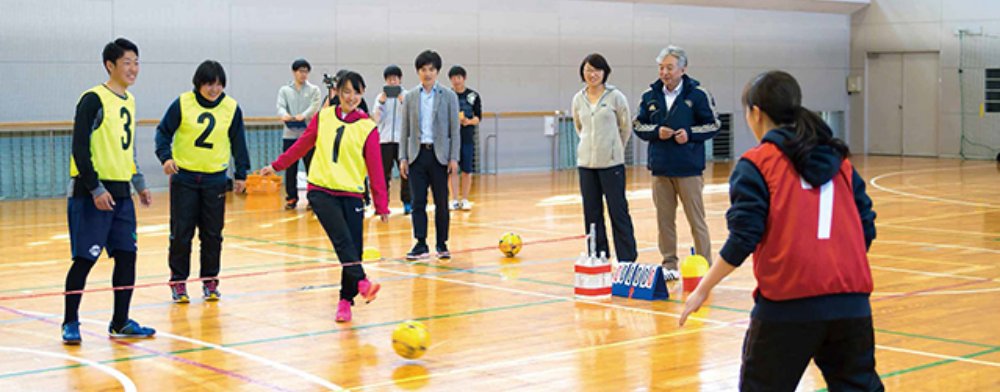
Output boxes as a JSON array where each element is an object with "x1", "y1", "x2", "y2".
[
  {"x1": 572, "y1": 85, "x2": 631, "y2": 169},
  {"x1": 373, "y1": 92, "x2": 404, "y2": 144}
]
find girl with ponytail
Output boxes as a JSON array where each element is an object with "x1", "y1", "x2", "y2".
[{"x1": 680, "y1": 71, "x2": 883, "y2": 391}]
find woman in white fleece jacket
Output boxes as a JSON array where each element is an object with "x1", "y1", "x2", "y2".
[{"x1": 572, "y1": 53, "x2": 638, "y2": 263}]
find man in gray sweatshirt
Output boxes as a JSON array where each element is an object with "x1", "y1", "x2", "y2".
[{"x1": 276, "y1": 58, "x2": 321, "y2": 209}]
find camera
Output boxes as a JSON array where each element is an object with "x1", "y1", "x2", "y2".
[{"x1": 322, "y1": 72, "x2": 337, "y2": 90}]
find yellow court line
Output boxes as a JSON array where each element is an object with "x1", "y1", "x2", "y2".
[{"x1": 351, "y1": 323, "x2": 733, "y2": 391}]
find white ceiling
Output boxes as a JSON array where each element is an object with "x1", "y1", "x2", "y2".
[{"x1": 586, "y1": 0, "x2": 870, "y2": 14}]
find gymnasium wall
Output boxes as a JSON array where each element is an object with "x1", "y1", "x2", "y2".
[
  {"x1": 0, "y1": 0, "x2": 849, "y2": 189},
  {"x1": 850, "y1": 0, "x2": 1000, "y2": 157}
]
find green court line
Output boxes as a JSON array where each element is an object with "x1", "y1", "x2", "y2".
[
  {"x1": 229, "y1": 235, "x2": 760, "y2": 315},
  {"x1": 812, "y1": 346, "x2": 1000, "y2": 392},
  {"x1": 230, "y1": 234, "x2": 1000, "y2": 351},
  {"x1": 0, "y1": 298, "x2": 566, "y2": 380},
  {"x1": 8, "y1": 233, "x2": 993, "y2": 383},
  {"x1": 874, "y1": 329, "x2": 1000, "y2": 349}
]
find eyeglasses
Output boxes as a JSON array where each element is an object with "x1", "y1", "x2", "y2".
[{"x1": 583, "y1": 69, "x2": 604, "y2": 75}]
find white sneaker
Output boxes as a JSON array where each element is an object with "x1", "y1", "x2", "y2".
[
  {"x1": 662, "y1": 269, "x2": 681, "y2": 282},
  {"x1": 460, "y1": 199, "x2": 472, "y2": 211},
  {"x1": 449, "y1": 200, "x2": 460, "y2": 211}
]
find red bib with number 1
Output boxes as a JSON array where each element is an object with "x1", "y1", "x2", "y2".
[{"x1": 742, "y1": 143, "x2": 873, "y2": 301}]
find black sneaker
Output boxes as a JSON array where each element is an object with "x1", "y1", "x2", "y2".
[
  {"x1": 406, "y1": 243, "x2": 430, "y2": 260},
  {"x1": 436, "y1": 244, "x2": 451, "y2": 261},
  {"x1": 285, "y1": 197, "x2": 298, "y2": 210}
]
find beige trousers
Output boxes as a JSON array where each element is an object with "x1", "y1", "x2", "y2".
[{"x1": 652, "y1": 175, "x2": 711, "y2": 270}]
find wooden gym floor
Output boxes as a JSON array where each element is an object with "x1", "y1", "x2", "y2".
[{"x1": 0, "y1": 156, "x2": 998, "y2": 391}]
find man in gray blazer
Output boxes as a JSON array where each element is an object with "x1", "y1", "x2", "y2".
[{"x1": 400, "y1": 50, "x2": 460, "y2": 261}]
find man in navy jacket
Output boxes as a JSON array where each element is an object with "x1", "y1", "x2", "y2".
[{"x1": 633, "y1": 45, "x2": 721, "y2": 280}]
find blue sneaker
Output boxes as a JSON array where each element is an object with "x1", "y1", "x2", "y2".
[
  {"x1": 404, "y1": 203, "x2": 412, "y2": 215},
  {"x1": 108, "y1": 319, "x2": 156, "y2": 338},
  {"x1": 62, "y1": 321, "x2": 81, "y2": 345}
]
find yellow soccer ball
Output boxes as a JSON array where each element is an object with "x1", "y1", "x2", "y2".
[
  {"x1": 498, "y1": 232, "x2": 523, "y2": 258},
  {"x1": 362, "y1": 247, "x2": 382, "y2": 261},
  {"x1": 392, "y1": 321, "x2": 430, "y2": 360}
]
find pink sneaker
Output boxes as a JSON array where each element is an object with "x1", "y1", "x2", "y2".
[
  {"x1": 358, "y1": 278, "x2": 381, "y2": 304},
  {"x1": 335, "y1": 299, "x2": 352, "y2": 322}
]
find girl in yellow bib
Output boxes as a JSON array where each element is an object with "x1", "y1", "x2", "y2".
[
  {"x1": 155, "y1": 60, "x2": 251, "y2": 303},
  {"x1": 262, "y1": 71, "x2": 389, "y2": 322}
]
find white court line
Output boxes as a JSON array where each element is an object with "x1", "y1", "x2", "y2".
[
  {"x1": 14, "y1": 310, "x2": 346, "y2": 391},
  {"x1": 880, "y1": 224, "x2": 1000, "y2": 238},
  {"x1": 869, "y1": 165, "x2": 999, "y2": 208},
  {"x1": 876, "y1": 240, "x2": 1000, "y2": 255},
  {"x1": 0, "y1": 346, "x2": 138, "y2": 392},
  {"x1": 352, "y1": 323, "x2": 733, "y2": 391},
  {"x1": 868, "y1": 265, "x2": 993, "y2": 281},
  {"x1": 871, "y1": 288, "x2": 1000, "y2": 295},
  {"x1": 0, "y1": 222, "x2": 67, "y2": 231},
  {"x1": 0, "y1": 249, "x2": 169, "y2": 269},
  {"x1": 228, "y1": 244, "x2": 317, "y2": 260},
  {"x1": 365, "y1": 264, "x2": 727, "y2": 325},
  {"x1": 267, "y1": 228, "x2": 416, "y2": 244},
  {"x1": 876, "y1": 345, "x2": 1000, "y2": 368}
]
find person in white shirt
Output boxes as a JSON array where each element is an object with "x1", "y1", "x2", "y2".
[{"x1": 372, "y1": 65, "x2": 411, "y2": 215}]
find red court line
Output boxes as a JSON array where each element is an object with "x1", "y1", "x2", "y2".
[
  {"x1": 0, "y1": 234, "x2": 585, "y2": 302},
  {"x1": 0, "y1": 305, "x2": 297, "y2": 392}
]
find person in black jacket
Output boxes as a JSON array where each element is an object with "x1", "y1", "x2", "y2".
[
  {"x1": 63, "y1": 38, "x2": 156, "y2": 344},
  {"x1": 634, "y1": 45, "x2": 720, "y2": 281},
  {"x1": 155, "y1": 60, "x2": 251, "y2": 303},
  {"x1": 680, "y1": 70, "x2": 882, "y2": 392}
]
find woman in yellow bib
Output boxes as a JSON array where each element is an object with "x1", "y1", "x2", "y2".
[
  {"x1": 155, "y1": 60, "x2": 251, "y2": 303},
  {"x1": 262, "y1": 71, "x2": 390, "y2": 322}
]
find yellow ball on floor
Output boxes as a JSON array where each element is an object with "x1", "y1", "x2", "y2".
[
  {"x1": 362, "y1": 247, "x2": 381, "y2": 261},
  {"x1": 498, "y1": 232, "x2": 523, "y2": 258},
  {"x1": 392, "y1": 321, "x2": 430, "y2": 360}
]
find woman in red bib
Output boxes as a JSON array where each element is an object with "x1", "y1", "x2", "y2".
[
  {"x1": 262, "y1": 71, "x2": 390, "y2": 323},
  {"x1": 680, "y1": 71, "x2": 883, "y2": 392}
]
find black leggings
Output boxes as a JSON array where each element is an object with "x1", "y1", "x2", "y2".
[
  {"x1": 307, "y1": 191, "x2": 366, "y2": 304},
  {"x1": 64, "y1": 251, "x2": 136, "y2": 328},
  {"x1": 282, "y1": 139, "x2": 314, "y2": 201}
]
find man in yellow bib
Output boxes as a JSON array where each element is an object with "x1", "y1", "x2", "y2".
[
  {"x1": 155, "y1": 60, "x2": 251, "y2": 303},
  {"x1": 63, "y1": 38, "x2": 156, "y2": 345}
]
